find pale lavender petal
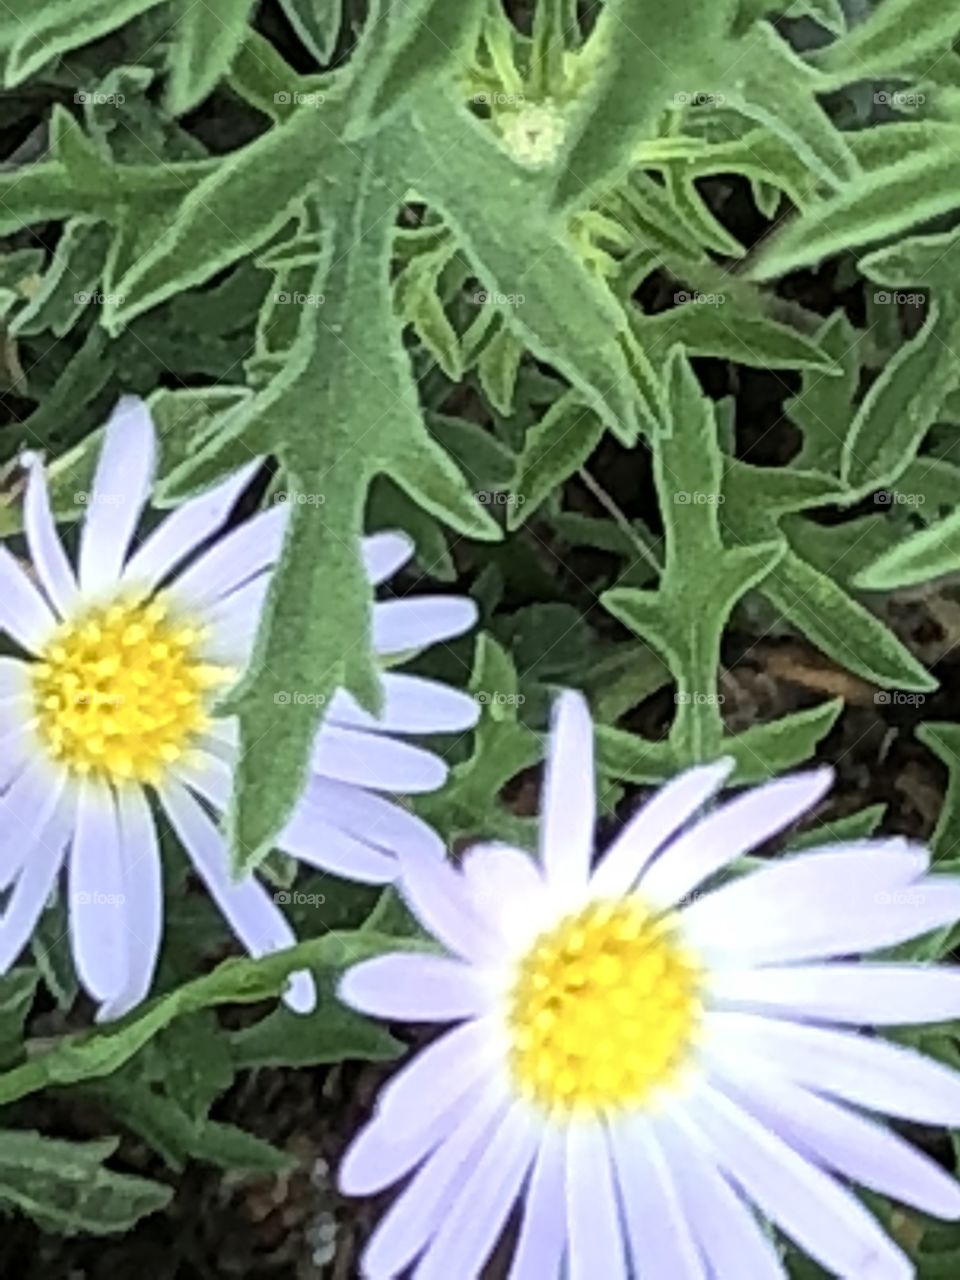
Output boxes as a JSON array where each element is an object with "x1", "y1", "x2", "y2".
[
  {"x1": 340, "y1": 1095, "x2": 462, "y2": 1197},
  {"x1": 678, "y1": 838, "x2": 930, "y2": 955},
  {"x1": 717, "y1": 1070, "x2": 960, "y2": 1222},
  {"x1": 686, "y1": 875, "x2": 960, "y2": 965},
  {"x1": 414, "y1": 1103, "x2": 538, "y2": 1280},
  {"x1": 98, "y1": 785, "x2": 163, "y2": 1020},
  {"x1": 0, "y1": 545, "x2": 57, "y2": 652},
  {"x1": 686, "y1": 1082, "x2": 913, "y2": 1280},
  {"x1": 657, "y1": 1113, "x2": 786, "y2": 1279},
  {"x1": 122, "y1": 463, "x2": 259, "y2": 593},
  {"x1": 23, "y1": 453, "x2": 78, "y2": 616},
  {"x1": 0, "y1": 784, "x2": 72, "y2": 970},
  {"x1": 461, "y1": 843, "x2": 553, "y2": 954},
  {"x1": 158, "y1": 778, "x2": 315, "y2": 1013},
  {"x1": 704, "y1": 1012, "x2": 960, "y2": 1125},
  {"x1": 541, "y1": 691, "x2": 595, "y2": 903},
  {"x1": 304, "y1": 777, "x2": 444, "y2": 861},
  {"x1": 640, "y1": 768, "x2": 833, "y2": 909},
  {"x1": 361, "y1": 1084, "x2": 508, "y2": 1280},
  {"x1": 591, "y1": 759, "x2": 734, "y2": 898},
  {"x1": 611, "y1": 1115, "x2": 706, "y2": 1279},
  {"x1": 508, "y1": 1128, "x2": 567, "y2": 1280},
  {"x1": 341, "y1": 954, "x2": 494, "y2": 1021},
  {"x1": 78, "y1": 397, "x2": 155, "y2": 595},
  {"x1": 328, "y1": 674, "x2": 480, "y2": 735},
  {"x1": 374, "y1": 1018, "x2": 505, "y2": 1139},
  {"x1": 566, "y1": 1119, "x2": 628, "y2": 1280},
  {"x1": 172, "y1": 750, "x2": 233, "y2": 810},
  {"x1": 313, "y1": 725, "x2": 447, "y2": 793},
  {"x1": 712, "y1": 963, "x2": 960, "y2": 1024},
  {"x1": 398, "y1": 848, "x2": 500, "y2": 964},
  {"x1": 68, "y1": 779, "x2": 128, "y2": 1005},
  {"x1": 278, "y1": 806, "x2": 398, "y2": 884},
  {"x1": 0, "y1": 657, "x2": 30, "y2": 700},
  {"x1": 0, "y1": 753, "x2": 67, "y2": 888},
  {"x1": 202, "y1": 572, "x2": 269, "y2": 665},
  {"x1": 373, "y1": 596, "x2": 478, "y2": 656},
  {"x1": 363, "y1": 530, "x2": 414, "y2": 585},
  {"x1": 169, "y1": 505, "x2": 286, "y2": 608}
]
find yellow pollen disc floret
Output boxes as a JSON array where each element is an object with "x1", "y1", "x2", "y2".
[
  {"x1": 508, "y1": 897, "x2": 702, "y2": 1114},
  {"x1": 32, "y1": 595, "x2": 233, "y2": 785}
]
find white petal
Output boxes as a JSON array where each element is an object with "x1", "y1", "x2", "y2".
[
  {"x1": 414, "y1": 1102, "x2": 538, "y2": 1280},
  {"x1": 23, "y1": 453, "x2": 78, "y2": 616},
  {"x1": 374, "y1": 1018, "x2": 506, "y2": 1140},
  {"x1": 304, "y1": 777, "x2": 444, "y2": 862},
  {"x1": 68, "y1": 779, "x2": 128, "y2": 1005},
  {"x1": 717, "y1": 1070, "x2": 960, "y2": 1222},
  {"x1": 704, "y1": 1011, "x2": 960, "y2": 1125},
  {"x1": 540, "y1": 691, "x2": 595, "y2": 903},
  {"x1": 0, "y1": 546, "x2": 57, "y2": 652},
  {"x1": 340, "y1": 1096, "x2": 462, "y2": 1197},
  {"x1": 158, "y1": 778, "x2": 315, "y2": 1013},
  {"x1": 611, "y1": 1115, "x2": 706, "y2": 1279},
  {"x1": 508, "y1": 1127, "x2": 567, "y2": 1280},
  {"x1": 78, "y1": 397, "x2": 156, "y2": 596},
  {"x1": 170, "y1": 506, "x2": 286, "y2": 608},
  {"x1": 373, "y1": 596, "x2": 478, "y2": 656},
  {"x1": 712, "y1": 962, "x2": 960, "y2": 1024},
  {"x1": 363, "y1": 530, "x2": 414, "y2": 585},
  {"x1": 202, "y1": 572, "x2": 269, "y2": 665},
  {"x1": 0, "y1": 784, "x2": 72, "y2": 971},
  {"x1": 640, "y1": 768, "x2": 833, "y2": 909},
  {"x1": 397, "y1": 848, "x2": 500, "y2": 965},
  {"x1": 686, "y1": 1082, "x2": 912, "y2": 1280},
  {"x1": 566, "y1": 1119, "x2": 628, "y2": 1280},
  {"x1": 0, "y1": 657, "x2": 30, "y2": 701},
  {"x1": 361, "y1": 1084, "x2": 508, "y2": 1280},
  {"x1": 328, "y1": 673, "x2": 480, "y2": 735},
  {"x1": 277, "y1": 801, "x2": 398, "y2": 884},
  {"x1": 0, "y1": 752, "x2": 65, "y2": 886},
  {"x1": 99, "y1": 785, "x2": 163, "y2": 1020},
  {"x1": 313, "y1": 725, "x2": 447, "y2": 793},
  {"x1": 121, "y1": 463, "x2": 259, "y2": 593},
  {"x1": 656, "y1": 1112, "x2": 786, "y2": 1279},
  {"x1": 678, "y1": 838, "x2": 930, "y2": 955},
  {"x1": 591, "y1": 759, "x2": 734, "y2": 898},
  {"x1": 461, "y1": 843, "x2": 553, "y2": 956},
  {"x1": 341, "y1": 953, "x2": 494, "y2": 1021}
]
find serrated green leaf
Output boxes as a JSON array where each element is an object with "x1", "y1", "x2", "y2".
[
  {"x1": 790, "y1": 312, "x2": 863, "y2": 473},
  {"x1": 855, "y1": 507, "x2": 960, "y2": 591},
  {"x1": 166, "y1": 0, "x2": 257, "y2": 116},
  {"x1": 279, "y1": 0, "x2": 344, "y2": 64},
  {"x1": 634, "y1": 303, "x2": 839, "y2": 374},
  {"x1": 2, "y1": 0, "x2": 168, "y2": 86},
  {"x1": 815, "y1": 0, "x2": 960, "y2": 85},
  {"x1": 511, "y1": 393, "x2": 603, "y2": 528}
]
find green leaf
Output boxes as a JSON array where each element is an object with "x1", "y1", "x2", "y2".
[
  {"x1": 0, "y1": 1131, "x2": 170, "y2": 1234},
  {"x1": 511, "y1": 393, "x2": 604, "y2": 528},
  {"x1": 552, "y1": 0, "x2": 740, "y2": 209},
  {"x1": 855, "y1": 507, "x2": 960, "y2": 591},
  {"x1": 2, "y1": 0, "x2": 168, "y2": 86},
  {"x1": 790, "y1": 312, "x2": 863, "y2": 474},
  {"x1": 633, "y1": 304, "x2": 840, "y2": 374},
  {"x1": 278, "y1": 0, "x2": 344, "y2": 63},
  {"x1": 815, "y1": 0, "x2": 960, "y2": 85},
  {"x1": 0, "y1": 969, "x2": 38, "y2": 1065},
  {"x1": 166, "y1": 0, "x2": 258, "y2": 115}
]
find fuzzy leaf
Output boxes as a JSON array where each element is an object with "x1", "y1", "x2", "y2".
[{"x1": 166, "y1": 0, "x2": 258, "y2": 115}]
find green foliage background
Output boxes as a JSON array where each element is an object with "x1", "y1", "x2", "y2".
[{"x1": 2, "y1": 0, "x2": 960, "y2": 1273}]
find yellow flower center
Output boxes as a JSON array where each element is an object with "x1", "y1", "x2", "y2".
[
  {"x1": 508, "y1": 897, "x2": 702, "y2": 1113},
  {"x1": 32, "y1": 595, "x2": 231, "y2": 784}
]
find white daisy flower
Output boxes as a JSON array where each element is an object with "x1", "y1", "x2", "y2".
[
  {"x1": 0, "y1": 397, "x2": 479, "y2": 1021},
  {"x1": 338, "y1": 690, "x2": 960, "y2": 1280}
]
